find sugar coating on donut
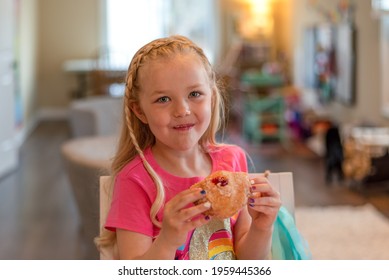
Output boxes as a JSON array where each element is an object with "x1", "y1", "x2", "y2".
[{"x1": 191, "y1": 170, "x2": 251, "y2": 219}]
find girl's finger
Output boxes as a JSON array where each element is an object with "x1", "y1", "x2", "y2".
[
  {"x1": 248, "y1": 196, "x2": 281, "y2": 207},
  {"x1": 182, "y1": 214, "x2": 211, "y2": 232},
  {"x1": 167, "y1": 188, "x2": 206, "y2": 212},
  {"x1": 250, "y1": 183, "x2": 279, "y2": 198},
  {"x1": 250, "y1": 177, "x2": 268, "y2": 185},
  {"x1": 248, "y1": 204, "x2": 279, "y2": 215},
  {"x1": 178, "y1": 201, "x2": 211, "y2": 221}
]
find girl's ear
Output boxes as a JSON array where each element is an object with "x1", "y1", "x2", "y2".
[{"x1": 130, "y1": 102, "x2": 148, "y2": 124}]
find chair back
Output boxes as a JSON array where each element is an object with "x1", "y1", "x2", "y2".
[
  {"x1": 99, "y1": 176, "x2": 116, "y2": 260},
  {"x1": 253, "y1": 172, "x2": 295, "y2": 217}
]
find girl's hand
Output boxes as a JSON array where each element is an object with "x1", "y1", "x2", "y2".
[
  {"x1": 247, "y1": 175, "x2": 281, "y2": 231},
  {"x1": 158, "y1": 188, "x2": 211, "y2": 249}
]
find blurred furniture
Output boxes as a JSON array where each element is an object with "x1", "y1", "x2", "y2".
[
  {"x1": 351, "y1": 127, "x2": 389, "y2": 153},
  {"x1": 243, "y1": 94, "x2": 286, "y2": 144},
  {"x1": 88, "y1": 69, "x2": 126, "y2": 97},
  {"x1": 63, "y1": 59, "x2": 126, "y2": 98},
  {"x1": 241, "y1": 70, "x2": 285, "y2": 93},
  {"x1": 69, "y1": 96, "x2": 122, "y2": 138},
  {"x1": 348, "y1": 127, "x2": 389, "y2": 184},
  {"x1": 237, "y1": 53, "x2": 287, "y2": 144},
  {"x1": 63, "y1": 59, "x2": 94, "y2": 99},
  {"x1": 218, "y1": 40, "x2": 288, "y2": 142},
  {"x1": 218, "y1": 41, "x2": 272, "y2": 76},
  {"x1": 61, "y1": 135, "x2": 117, "y2": 259},
  {"x1": 98, "y1": 172, "x2": 295, "y2": 260},
  {"x1": 342, "y1": 137, "x2": 371, "y2": 183}
]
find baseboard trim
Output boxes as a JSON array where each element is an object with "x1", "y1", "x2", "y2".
[
  {"x1": 15, "y1": 108, "x2": 69, "y2": 147},
  {"x1": 15, "y1": 114, "x2": 39, "y2": 147}
]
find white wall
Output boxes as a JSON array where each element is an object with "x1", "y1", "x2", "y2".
[
  {"x1": 19, "y1": 0, "x2": 38, "y2": 124},
  {"x1": 37, "y1": 0, "x2": 101, "y2": 110},
  {"x1": 0, "y1": 0, "x2": 18, "y2": 177},
  {"x1": 292, "y1": 0, "x2": 388, "y2": 126}
]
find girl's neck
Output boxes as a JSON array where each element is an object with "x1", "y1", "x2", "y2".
[{"x1": 151, "y1": 144, "x2": 212, "y2": 178}]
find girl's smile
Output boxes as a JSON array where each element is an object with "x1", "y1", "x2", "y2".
[{"x1": 173, "y1": 123, "x2": 195, "y2": 131}]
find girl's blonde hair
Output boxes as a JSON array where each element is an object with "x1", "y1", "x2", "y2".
[{"x1": 95, "y1": 35, "x2": 226, "y2": 250}]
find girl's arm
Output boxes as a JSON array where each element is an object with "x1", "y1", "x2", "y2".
[
  {"x1": 116, "y1": 188, "x2": 211, "y2": 260},
  {"x1": 116, "y1": 229, "x2": 177, "y2": 260},
  {"x1": 233, "y1": 176, "x2": 281, "y2": 259},
  {"x1": 233, "y1": 207, "x2": 273, "y2": 259}
]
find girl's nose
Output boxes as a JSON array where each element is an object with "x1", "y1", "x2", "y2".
[{"x1": 173, "y1": 103, "x2": 191, "y2": 117}]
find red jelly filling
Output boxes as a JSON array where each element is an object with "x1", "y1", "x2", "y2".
[{"x1": 212, "y1": 176, "x2": 228, "y2": 186}]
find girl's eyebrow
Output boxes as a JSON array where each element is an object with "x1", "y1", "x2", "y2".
[
  {"x1": 151, "y1": 90, "x2": 169, "y2": 95},
  {"x1": 149, "y1": 88, "x2": 173, "y2": 96},
  {"x1": 151, "y1": 83, "x2": 205, "y2": 95},
  {"x1": 186, "y1": 83, "x2": 205, "y2": 90}
]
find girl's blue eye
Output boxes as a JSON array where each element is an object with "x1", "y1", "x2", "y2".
[
  {"x1": 157, "y1": 96, "x2": 170, "y2": 103},
  {"x1": 189, "y1": 91, "x2": 201, "y2": 98}
]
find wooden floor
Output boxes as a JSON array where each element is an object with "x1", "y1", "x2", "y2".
[{"x1": 1, "y1": 120, "x2": 389, "y2": 260}]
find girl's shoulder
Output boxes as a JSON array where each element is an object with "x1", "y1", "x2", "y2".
[
  {"x1": 114, "y1": 148, "x2": 157, "y2": 196},
  {"x1": 117, "y1": 154, "x2": 144, "y2": 178},
  {"x1": 117, "y1": 147, "x2": 153, "y2": 179},
  {"x1": 208, "y1": 144, "x2": 248, "y2": 172}
]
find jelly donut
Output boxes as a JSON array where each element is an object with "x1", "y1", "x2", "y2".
[{"x1": 191, "y1": 170, "x2": 251, "y2": 219}]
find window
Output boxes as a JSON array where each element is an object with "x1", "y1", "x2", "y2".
[
  {"x1": 102, "y1": 0, "x2": 166, "y2": 68},
  {"x1": 165, "y1": 0, "x2": 219, "y2": 64},
  {"x1": 103, "y1": 0, "x2": 219, "y2": 68},
  {"x1": 372, "y1": 0, "x2": 389, "y2": 15}
]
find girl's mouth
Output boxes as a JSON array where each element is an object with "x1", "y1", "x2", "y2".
[{"x1": 173, "y1": 123, "x2": 195, "y2": 130}]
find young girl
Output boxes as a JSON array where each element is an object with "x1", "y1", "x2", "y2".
[{"x1": 95, "y1": 35, "x2": 281, "y2": 260}]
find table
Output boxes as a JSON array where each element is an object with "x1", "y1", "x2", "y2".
[
  {"x1": 351, "y1": 127, "x2": 389, "y2": 157},
  {"x1": 63, "y1": 59, "x2": 126, "y2": 98},
  {"x1": 61, "y1": 135, "x2": 117, "y2": 170},
  {"x1": 349, "y1": 127, "x2": 389, "y2": 184}
]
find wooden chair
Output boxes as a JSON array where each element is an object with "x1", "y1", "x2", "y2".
[
  {"x1": 98, "y1": 176, "x2": 116, "y2": 260},
  {"x1": 98, "y1": 172, "x2": 294, "y2": 259}
]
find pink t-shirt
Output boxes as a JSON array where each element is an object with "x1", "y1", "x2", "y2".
[{"x1": 105, "y1": 144, "x2": 248, "y2": 259}]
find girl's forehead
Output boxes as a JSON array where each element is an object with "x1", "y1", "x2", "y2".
[
  {"x1": 139, "y1": 53, "x2": 208, "y2": 80},
  {"x1": 136, "y1": 53, "x2": 212, "y2": 95}
]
